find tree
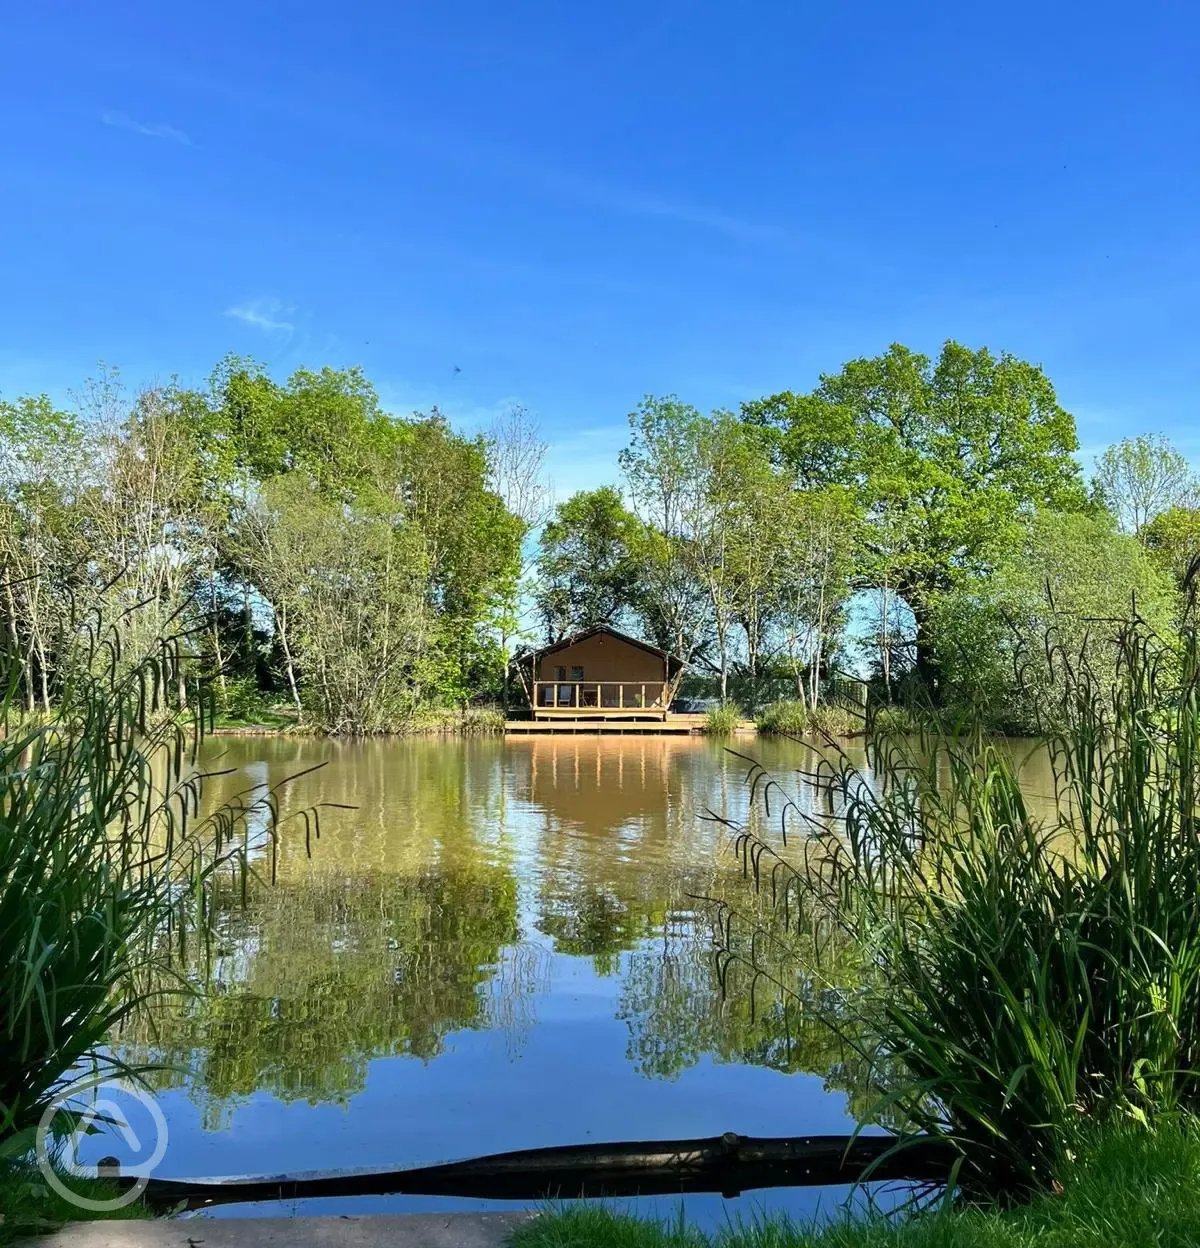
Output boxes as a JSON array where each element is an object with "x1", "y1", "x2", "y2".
[
  {"x1": 1093, "y1": 433, "x2": 1196, "y2": 537},
  {"x1": 245, "y1": 475, "x2": 435, "y2": 733},
  {"x1": 771, "y1": 487, "x2": 859, "y2": 709},
  {"x1": 931, "y1": 510, "x2": 1178, "y2": 731},
  {"x1": 618, "y1": 398, "x2": 714, "y2": 667},
  {"x1": 1142, "y1": 505, "x2": 1200, "y2": 590},
  {"x1": 0, "y1": 396, "x2": 91, "y2": 710},
  {"x1": 487, "y1": 406, "x2": 552, "y2": 710},
  {"x1": 535, "y1": 488, "x2": 643, "y2": 641},
  {"x1": 744, "y1": 341, "x2": 1089, "y2": 696}
]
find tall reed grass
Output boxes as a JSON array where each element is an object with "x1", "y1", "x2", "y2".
[
  {"x1": 713, "y1": 597, "x2": 1200, "y2": 1199},
  {"x1": 0, "y1": 614, "x2": 334, "y2": 1146}
]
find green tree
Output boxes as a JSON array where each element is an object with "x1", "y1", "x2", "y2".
[
  {"x1": 771, "y1": 486, "x2": 860, "y2": 708},
  {"x1": 618, "y1": 398, "x2": 715, "y2": 666},
  {"x1": 0, "y1": 396, "x2": 91, "y2": 709},
  {"x1": 535, "y1": 487, "x2": 644, "y2": 641},
  {"x1": 1142, "y1": 505, "x2": 1200, "y2": 590},
  {"x1": 1093, "y1": 433, "x2": 1196, "y2": 537},
  {"x1": 932, "y1": 510, "x2": 1178, "y2": 730},
  {"x1": 744, "y1": 342, "x2": 1088, "y2": 695}
]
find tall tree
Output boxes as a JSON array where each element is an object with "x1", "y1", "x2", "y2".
[
  {"x1": 0, "y1": 396, "x2": 91, "y2": 709},
  {"x1": 487, "y1": 405, "x2": 552, "y2": 710},
  {"x1": 931, "y1": 510, "x2": 1177, "y2": 730},
  {"x1": 744, "y1": 341, "x2": 1088, "y2": 695},
  {"x1": 771, "y1": 486, "x2": 859, "y2": 709},
  {"x1": 1142, "y1": 505, "x2": 1200, "y2": 591},
  {"x1": 535, "y1": 488, "x2": 643, "y2": 641},
  {"x1": 1093, "y1": 433, "x2": 1196, "y2": 537}
]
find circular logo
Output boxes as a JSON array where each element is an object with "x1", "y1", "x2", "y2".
[{"x1": 35, "y1": 1076, "x2": 169, "y2": 1212}]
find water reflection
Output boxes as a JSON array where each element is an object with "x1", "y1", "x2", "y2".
[{"x1": 121, "y1": 735, "x2": 877, "y2": 1179}]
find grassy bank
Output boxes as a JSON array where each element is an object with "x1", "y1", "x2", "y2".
[
  {"x1": 0, "y1": 1160, "x2": 153, "y2": 1246},
  {"x1": 210, "y1": 704, "x2": 508, "y2": 735},
  {"x1": 512, "y1": 1124, "x2": 1200, "y2": 1248}
]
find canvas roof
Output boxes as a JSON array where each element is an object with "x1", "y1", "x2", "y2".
[{"x1": 520, "y1": 625, "x2": 685, "y2": 672}]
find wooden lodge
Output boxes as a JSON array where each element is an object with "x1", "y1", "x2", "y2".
[{"x1": 513, "y1": 626, "x2": 686, "y2": 724}]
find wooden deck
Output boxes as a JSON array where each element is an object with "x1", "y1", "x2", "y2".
[{"x1": 505, "y1": 714, "x2": 755, "y2": 735}]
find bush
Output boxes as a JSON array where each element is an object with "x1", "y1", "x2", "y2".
[
  {"x1": 756, "y1": 700, "x2": 858, "y2": 737},
  {"x1": 704, "y1": 704, "x2": 742, "y2": 736},
  {"x1": 722, "y1": 604, "x2": 1200, "y2": 1199},
  {"x1": 867, "y1": 704, "x2": 918, "y2": 734},
  {"x1": 214, "y1": 676, "x2": 279, "y2": 725},
  {"x1": 408, "y1": 705, "x2": 505, "y2": 735}
]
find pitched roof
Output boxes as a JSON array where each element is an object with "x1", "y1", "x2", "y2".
[{"x1": 521, "y1": 625, "x2": 685, "y2": 669}]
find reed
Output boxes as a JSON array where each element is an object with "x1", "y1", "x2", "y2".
[
  {"x1": 0, "y1": 613, "x2": 333, "y2": 1146},
  {"x1": 714, "y1": 594, "x2": 1200, "y2": 1198}
]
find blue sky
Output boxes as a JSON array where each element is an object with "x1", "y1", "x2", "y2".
[{"x1": 2, "y1": 1, "x2": 1198, "y2": 496}]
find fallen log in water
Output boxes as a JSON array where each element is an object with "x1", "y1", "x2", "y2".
[{"x1": 133, "y1": 1131, "x2": 956, "y2": 1211}]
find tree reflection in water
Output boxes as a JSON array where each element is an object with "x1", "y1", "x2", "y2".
[{"x1": 121, "y1": 735, "x2": 880, "y2": 1132}]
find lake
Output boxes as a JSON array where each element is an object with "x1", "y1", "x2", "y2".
[{"x1": 103, "y1": 733, "x2": 1017, "y2": 1226}]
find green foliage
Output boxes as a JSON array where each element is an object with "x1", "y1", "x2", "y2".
[
  {"x1": 536, "y1": 487, "x2": 645, "y2": 641},
  {"x1": 868, "y1": 705, "x2": 919, "y2": 734},
  {"x1": 746, "y1": 341, "x2": 1088, "y2": 688},
  {"x1": 755, "y1": 700, "x2": 856, "y2": 738},
  {"x1": 0, "y1": 614, "x2": 313, "y2": 1143},
  {"x1": 1093, "y1": 433, "x2": 1196, "y2": 537},
  {"x1": 512, "y1": 1123, "x2": 1200, "y2": 1248},
  {"x1": 0, "y1": 1158, "x2": 152, "y2": 1244},
  {"x1": 408, "y1": 705, "x2": 506, "y2": 735},
  {"x1": 1143, "y1": 504, "x2": 1200, "y2": 590},
  {"x1": 703, "y1": 704, "x2": 742, "y2": 735},
  {"x1": 214, "y1": 676, "x2": 281, "y2": 726},
  {"x1": 931, "y1": 510, "x2": 1177, "y2": 731},
  {"x1": 0, "y1": 362, "x2": 525, "y2": 736},
  {"x1": 723, "y1": 603, "x2": 1200, "y2": 1199}
]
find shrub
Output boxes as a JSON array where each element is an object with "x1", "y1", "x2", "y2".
[
  {"x1": 867, "y1": 704, "x2": 918, "y2": 734},
  {"x1": 408, "y1": 705, "x2": 505, "y2": 735},
  {"x1": 704, "y1": 704, "x2": 742, "y2": 736},
  {"x1": 720, "y1": 603, "x2": 1200, "y2": 1199},
  {"x1": 756, "y1": 700, "x2": 858, "y2": 737}
]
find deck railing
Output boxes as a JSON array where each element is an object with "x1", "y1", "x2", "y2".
[{"x1": 533, "y1": 681, "x2": 669, "y2": 711}]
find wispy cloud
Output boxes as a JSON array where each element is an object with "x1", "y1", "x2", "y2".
[
  {"x1": 223, "y1": 298, "x2": 295, "y2": 337},
  {"x1": 100, "y1": 110, "x2": 194, "y2": 146}
]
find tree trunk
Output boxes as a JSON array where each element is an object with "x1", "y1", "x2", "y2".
[
  {"x1": 904, "y1": 587, "x2": 941, "y2": 700},
  {"x1": 210, "y1": 570, "x2": 227, "y2": 698},
  {"x1": 276, "y1": 604, "x2": 303, "y2": 720},
  {"x1": 36, "y1": 636, "x2": 50, "y2": 712}
]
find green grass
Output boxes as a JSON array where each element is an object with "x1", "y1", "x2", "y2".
[
  {"x1": 211, "y1": 705, "x2": 298, "y2": 731},
  {"x1": 511, "y1": 1123, "x2": 1200, "y2": 1248},
  {"x1": 0, "y1": 1159, "x2": 153, "y2": 1245},
  {"x1": 704, "y1": 705, "x2": 743, "y2": 736},
  {"x1": 755, "y1": 701, "x2": 857, "y2": 737}
]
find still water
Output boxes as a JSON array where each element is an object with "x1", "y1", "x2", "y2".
[{"x1": 106, "y1": 734, "x2": 973, "y2": 1225}]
